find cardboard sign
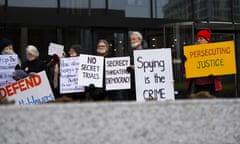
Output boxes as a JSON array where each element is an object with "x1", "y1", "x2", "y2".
[
  {"x1": 134, "y1": 48, "x2": 175, "y2": 102},
  {"x1": 184, "y1": 41, "x2": 236, "y2": 78},
  {"x1": 0, "y1": 71, "x2": 55, "y2": 105},
  {"x1": 60, "y1": 57, "x2": 85, "y2": 94},
  {"x1": 0, "y1": 55, "x2": 18, "y2": 87},
  {"x1": 78, "y1": 54, "x2": 104, "y2": 88},
  {"x1": 48, "y1": 42, "x2": 64, "y2": 57},
  {"x1": 105, "y1": 57, "x2": 131, "y2": 90}
]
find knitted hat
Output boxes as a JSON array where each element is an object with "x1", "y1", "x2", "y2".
[
  {"x1": 0, "y1": 38, "x2": 13, "y2": 50},
  {"x1": 197, "y1": 29, "x2": 211, "y2": 42}
]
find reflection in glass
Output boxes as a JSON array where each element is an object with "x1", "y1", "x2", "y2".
[
  {"x1": 162, "y1": 0, "x2": 193, "y2": 20},
  {"x1": 153, "y1": 0, "x2": 168, "y2": 18},
  {"x1": 233, "y1": 0, "x2": 240, "y2": 22},
  {"x1": 60, "y1": 0, "x2": 89, "y2": 8},
  {"x1": 0, "y1": 0, "x2": 4, "y2": 6},
  {"x1": 109, "y1": 0, "x2": 150, "y2": 18},
  {"x1": 91, "y1": 0, "x2": 105, "y2": 8},
  {"x1": 8, "y1": 0, "x2": 57, "y2": 8}
]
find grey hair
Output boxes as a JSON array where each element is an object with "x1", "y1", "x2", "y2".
[
  {"x1": 26, "y1": 45, "x2": 39, "y2": 57},
  {"x1": 131, "y1": 31, "x2": 143, "y2": 40},
  {"x1": 98, "y1": 39, "x2": 109, "y2": 49}
]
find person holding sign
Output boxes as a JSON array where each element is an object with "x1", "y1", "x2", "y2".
[
  {"x1": 87, "y1": 39, "x2": 111, "y2": 101},
  {"x1": 68, "y1": 44, "x2": 81, "y2": 57},
  {"x1": 63, "y1": 44, "x2": 86, "y2": 101},
  {"x1": 186, "y1": 29, "x2": 222, "y2": 96},
  {"x1": 21, "y1": 45, "x2": 45, "y2": 74},
  {"x1": 0, "y1": 38, "x2": 21, "y2": 68},
  {"x1": 126, "y1": 32, "x2": 144, "y2": 100}
]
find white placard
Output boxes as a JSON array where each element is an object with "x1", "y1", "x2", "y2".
[
  {"x1": 0, "y1": 55, "x2": 18, "y2": 88},
  {"x1": 0, "y1": 71, "x2": 55, "y2": 105},
  {"x1": 48, "y1": 42, "x2": 64, "y2": 57},
  {"x1": 78, "y1": 54, "x2": 104, "y2": 88},
  {"x1": 105, "y1": 57, "x2": 131, "y2": 90},
  {"x1": 0, "y1": 54, "x2": 18, "y2": 68},
  {"x1": 134, "y1": 48, "x2": 175, "y2": 102},
  {"x1": 60, "y1": 57, "x2": 85, "y2": 94}
]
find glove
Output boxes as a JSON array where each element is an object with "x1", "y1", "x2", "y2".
[
  {"x1": 85, "y1": 84, "x2": 96, "y2": 92},
  {"x1": 126, "y1": 66, "x2": 133, "y2": 73},
  {"x1": 51, "y1": 54, "x2": 60, "y2": 65}
]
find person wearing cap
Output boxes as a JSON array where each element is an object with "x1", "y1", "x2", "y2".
[
  {"x1": 186, "y1": 29, "x2": 222, "y2": 97},
  {"x1": 21, "y1": 45, "x2": 45, "y2": 74}
]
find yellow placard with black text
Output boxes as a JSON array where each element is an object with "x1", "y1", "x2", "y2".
[{"x1": 184, "y1": 41, "x2": 236, "y2": 78}]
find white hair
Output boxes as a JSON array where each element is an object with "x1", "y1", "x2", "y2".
[
  {"x1": 131, "y1": 31, "x2": 143, "y2": 40},
  {"x1": 26, "y1": 45, "x2": 39, "y2": 57}
]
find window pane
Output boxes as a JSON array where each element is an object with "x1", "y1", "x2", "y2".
[
  {"x1": 60, "y1": 0, "x2": 89, "y2": 8},
  {"x1": 158, "y1": 0, "x2": 193, "y2": 20},
  {"x1": 152, "y1": 0, "x2": 168, "y2": 18},
  {"x1": 0, "y1": 0, "x2": 4, "y2": 6},
  {"x1": 91, "y1": 0, "x2": 105, "y2": 8},
  {"x1": 109, "y1": 0, "x2": 151, "y2": 18},
  {"x1": 8, "y1": 0, "x2": 57, "y2": 8},
  {"x1": 212, "y1": 0, "x2": 232, "y2": 21},
  {"x1": 233, "y1": 0, "x2": 240, "y2": 22}
]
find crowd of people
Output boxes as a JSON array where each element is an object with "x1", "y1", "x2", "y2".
[{"x1": 0, "y1": 30, "x2": 220, "y2": 104}]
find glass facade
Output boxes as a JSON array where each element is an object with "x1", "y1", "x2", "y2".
[
  {"x1": 1, "y1": 0, "x2": 240, "y2": 99},
  {"x1": 60, "y1": 0, "x2": 88, "y2": 8},
  {"x1": 0, "y1": 0, "x2": 4, "y2": 6},
  {"x1": 8, "y1": 0, "x2": 57, "y2": 8},
  {"x1": 91, "y1": 0, "x2": 106, "y2": 8},
  {"x1": 162, "y1": 0, "x2": 193, "y2": 20},
  {"x1": 109, "y1": 0, "x2": 151, "y2": 18}
]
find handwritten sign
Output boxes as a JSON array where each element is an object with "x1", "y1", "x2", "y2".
[
  {"x1": 105, "y1": 57, "x2": 131, "y2": 90},
  {"x1": 134, "y1": 49, "x2": 175, "y2": 102},
  {"x1": 184, "y1": 41, "x2": 236, "y2": 78},
  {"x1": 60, "y1": 57, "x2": 85, "y2": 94},
  {"x1": 78, "y1": 54, "x2": 104, "y2": 88},
  {"x1": 0, "y1": 71, "x2": 55, "y2": 105},
  {"x1": 0, "y1": 55, "x2": 18, "y2": 87},
  {"x1": 48, "y1": 42, "x2": 64, "y2": 57}
]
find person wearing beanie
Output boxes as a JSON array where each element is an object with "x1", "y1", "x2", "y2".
[
  {"x1": 0, "y1": 38, "x2": 22, "y2": 68},
  {"x1": 20, "y1": 45, "x2": 45, "y2": 74},
  {"x1": 0, "y1": 38, "x2": 14, "y2": 54},
  {"x1": 196, "y1": 29, "x2": 211, "y2": 44},
  {"x1": 186, "y1": 29, "x2": 222, "y2": 97}
]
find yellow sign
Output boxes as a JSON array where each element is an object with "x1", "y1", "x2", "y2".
[{"x1": 184, "y1": 41, "x2": 236, "y2": 78}]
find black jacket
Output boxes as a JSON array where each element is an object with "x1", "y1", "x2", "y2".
[{"x1": 21, "y1": 59, "x2": 45, "y2": 74}]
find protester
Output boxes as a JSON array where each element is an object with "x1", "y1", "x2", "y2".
[
  {"x1": 21, "y1": 45, "x2": 45, "y2": 74},
  {"x1": 0, "y1": 38, "x2": 21, "y2": 68},
  {"x1": 186, "y1": 29, "x2": 222, "y2": 96},
  {"x1": 87, "y1": 39, "x2": 113, "y2": 101},
  {"x1": 68, "y1": 44, "x2": 81, "y2": 57},
  {"x1": 61, "y1": 44, "x2": 86, "y2": 101},
  {"x1": 46, "y1": 54, "x2": 61, "y2": 98},
  {"x1": 126, "y1": 31, "x2": 144, "y2": 100}
]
